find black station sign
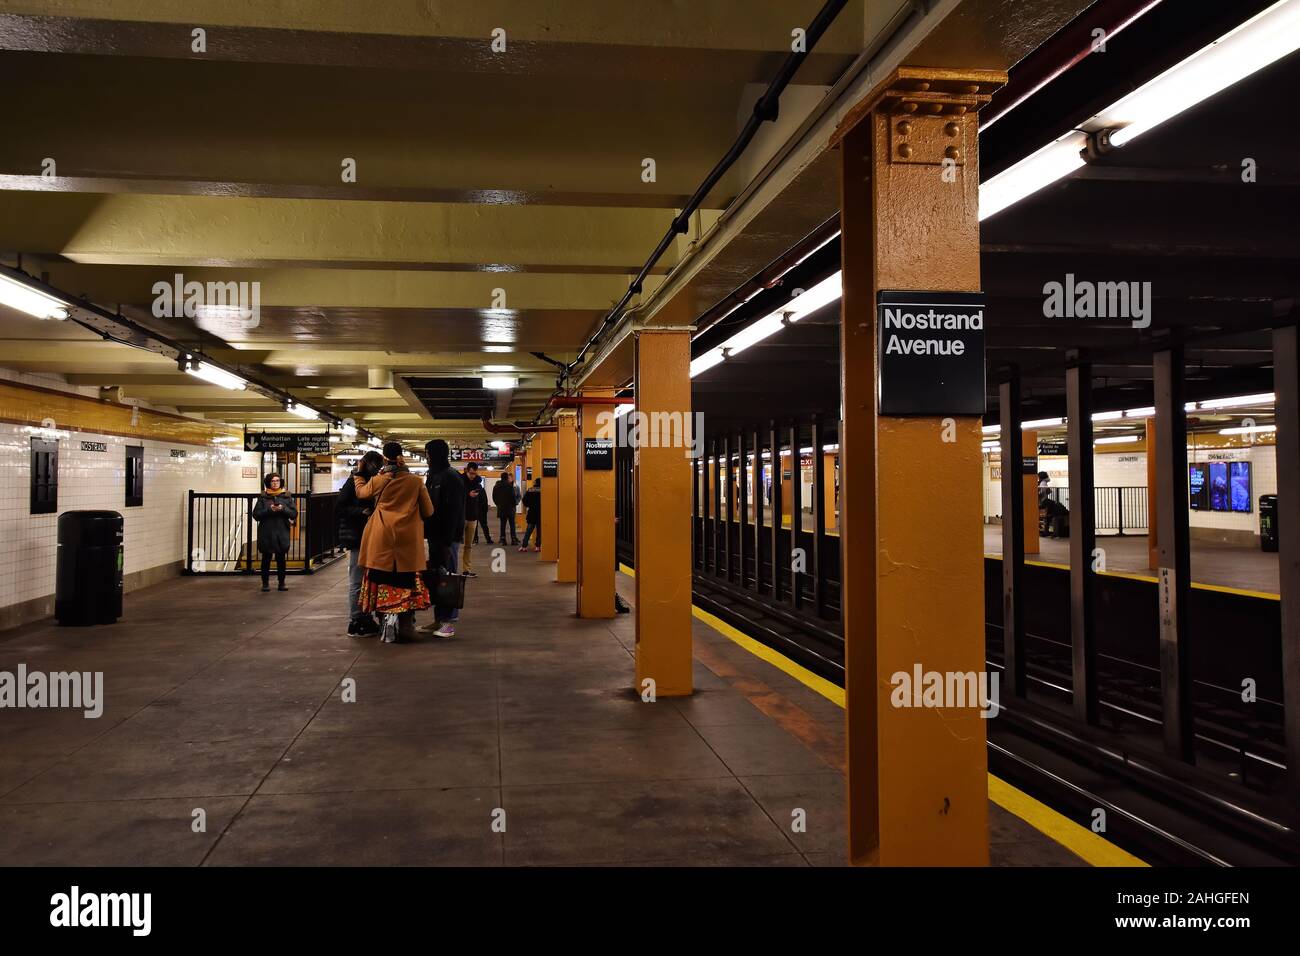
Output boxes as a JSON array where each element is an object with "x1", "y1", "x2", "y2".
[
  {"x1": 244, "y1": 432, "x2": 332, "y2": 454},
  {"x1": 1038, "y1": 440, "x2": 1068, "y2": 456},
  {"x1": 584, "y1": 438, "x2": 614, "y2": 470},
  {"x1": 877, "y1": 290, "x2": 985, "y2": 416},
  {"x1": 542, "y1": 457, "x2": 559, "y2": 478},
  {"x1": 1022, "y1": 455, "x2": 1039, "y2": 475}
]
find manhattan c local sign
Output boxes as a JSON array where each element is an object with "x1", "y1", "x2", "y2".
[
  {"x1": 877, "y1": 290, "x2": 985, "y2": 417},
  {"x1": 244, "y1": 431, "x2": 332, "y2": 454}
]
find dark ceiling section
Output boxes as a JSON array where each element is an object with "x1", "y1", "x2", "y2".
[
  {"x1": 405, "y1": 376, "x2": 497, "y2": 420},
  {"x1": 691, "y1": 0, "x2": 1298, "y2": 430}
]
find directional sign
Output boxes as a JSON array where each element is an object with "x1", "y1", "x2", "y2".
[
  {"x1": 877, "y1": 290, "x2": 985, "y2": 416},
  {"x1": 244, "y1": 432, "x2": 332, "y2": 454}
]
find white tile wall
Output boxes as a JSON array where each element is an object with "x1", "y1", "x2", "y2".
[
  {"x1": 0, "y1": 421, "x2": 254, "y2": 614},
  {"x1": 982, "y1": 445, "x2": 1278, "y2": 535}
]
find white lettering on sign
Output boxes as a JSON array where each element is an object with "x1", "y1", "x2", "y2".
[{"x1": 882, "y1": 306, "x2": 982, "y2": 356}]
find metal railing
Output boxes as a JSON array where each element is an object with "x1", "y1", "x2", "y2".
[
  {"x1": 1040, "y1": 485, "x2": 1149, "y2": 535},
  {"x1": 186, "y1": 491, "x2": 342, "y2": 574}
]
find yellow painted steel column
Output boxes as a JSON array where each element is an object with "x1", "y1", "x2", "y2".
[
  {"x1": 823, "y1": 452, "x2": 838, "y2": 532},
  {"x1": 577, "y1": 390, "x2": 617, "y2": 618},
  {"x1": 538, "y1": 430, "x2": 559, "y2": 562},
  {"x1": 556, "y1": 411, "x2": 579, "y2": 583},
  {"x1": 840, "y1": 68, "x2": 1003, "y2": 867},
  {"x1": 1146, "y1": 417, "x2": 1159, "y2": 569},
  {"x1": 781, "y1": 455, "x2": 794, "y2": 527},
  {"x1": 1022, "y1": 430, "x2": 1041, "y2": 556},
  {"x1": 633, "y1": 328, "x2": 693, "y2": 697}
]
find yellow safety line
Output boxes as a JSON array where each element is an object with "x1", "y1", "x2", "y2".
[
  {"x1": 984, "y1": 553, "x2": 1280, "y2": 600},
  {"x1": 618, "y1": 563, "x2": 1146, "y2": 867}
]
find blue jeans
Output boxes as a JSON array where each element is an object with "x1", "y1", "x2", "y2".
[
  {"x1": 348, "y1": 549, "x2": 367, "y2": 623},
  {"x1": 522, "y1": 520, "x2": 540, "y2": 548}
]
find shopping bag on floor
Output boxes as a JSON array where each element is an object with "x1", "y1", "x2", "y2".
[{"x1": 422, "y1": 566, "x2": 467, "y2": 609}]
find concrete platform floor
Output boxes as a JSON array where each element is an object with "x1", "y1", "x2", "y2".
[
  {"x1": 984, "y1": 526, "x2": 1279, "y2": 595},
  {"x1": 0, "y1": 545, "x2": 1084, "y2": 866}
]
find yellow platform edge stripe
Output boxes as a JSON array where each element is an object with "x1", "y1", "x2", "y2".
[
  {"x1": 983, "y1": 553, "x2": 1280, "y2": 601},
  {"x1": 618, "y1": 563, "x2": 1146, "y2": 867}
]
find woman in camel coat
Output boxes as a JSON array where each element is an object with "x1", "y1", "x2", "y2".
[{"x1": 354, "y1": 441, "x2": 434, "y2": 643}]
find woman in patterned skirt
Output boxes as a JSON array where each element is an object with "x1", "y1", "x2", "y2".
[{"x1": 353, "y1": 441, "x2": 434, "y2": 643}]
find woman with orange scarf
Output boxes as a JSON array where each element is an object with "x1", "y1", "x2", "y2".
[{"x1": 354, "y1": 441, "x2": 434, "y2": 643}]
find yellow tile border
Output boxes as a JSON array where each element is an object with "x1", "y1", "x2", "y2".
[{"x1": 618, "y1": 562, "x2": 1147, "y2": 867}]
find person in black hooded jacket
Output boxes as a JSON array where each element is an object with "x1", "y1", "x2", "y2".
[
  {"x1": 338, "y1": 451, "x2": 384, "y2": 635},
  {"x1": 422, "y1": 439, "x2": 466, "y2": 637}
]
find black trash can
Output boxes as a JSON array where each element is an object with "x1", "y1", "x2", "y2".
[
  {"x1": 55, "y1": 510, "x2": 124, "y2": 626},
  {"x1": 1260, "y1": 494, "x2": 1278, "y2": 553}
]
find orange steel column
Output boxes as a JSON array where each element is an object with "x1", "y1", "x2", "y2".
[
  {"x1": 556, "y1": 411, "x2": 579, "y2": 583},
  {"x1": 1146, "y1": 417, "x2": 1159, "y2": 569},
  {"x1": 1022, "y1": 430, "x2": 1040, "y2": 555},
  {"x1": 577, "y1": 390, "x2": 617, "y2": 617},
  {"x1": 781, "y1": 456, "x2": 794, "y2": 527},
  {"x1": 633, "y1": 328, "x2": 693, "y2": 697},
  {"x1": 538, "y1": 429, "x2": 559, "y2": 562},
  {"x1": 839, "y1": 68, "x2": 1003, "y2": 867},
  {"x1": 823, "y1": 452, "x2": 838, "y2": 532}
]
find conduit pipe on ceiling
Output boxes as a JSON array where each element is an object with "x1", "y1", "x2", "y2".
[
  {"x1": 480, "y1": 413, "x2": 557, "y2": 434},
  {"x1": 562, "y1": 0, "x2": 853, "y2": 384}
]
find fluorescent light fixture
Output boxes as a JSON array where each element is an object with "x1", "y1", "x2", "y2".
[
  {"x1": 482, "y1": 365, "x2": 514, "y2": 372},
  {"x1": 724, "y1": 312, "x2": 785, "y2": 356},
  {"x1": 784, "y1": 272, "x2": 843, "y2": 322},
  {"x1": 1095, "y1": 435, "x2": 1140, "y2": 445},
  {"x1": 341, "y1": 423, "x2": 357, "y2": 437},
  {"x1": 1220, "y1": 423, "x2": 1277, "y2": 435},
  {"x1": 1022, "y1": 417, "x2": 1063, "y2": 429},
  {"x1": 982, "y1": 424, "x2": 1001, "y2": 434},
  {"x1": 1199, "y1": 392, "x2": 1275, "y2": 410},
  {"x1": 288, "y1": 403, "x2": 320, "y2": 420},
  {"x1": 0, "y1": 270, "x2": 71, "y2": 320},
  {"x1": 980, "y1": 131, "x2": 1088, "y2": 221},
  {"x1": 184, "y1": 359, "x2": 247, "y2": 391},
  {"x1": 490, "y1": 440, "x2": 506, "y2": 450},
  {"x1": 481, "y1": 376, "x2": 518, "y2": 389},
  {"x1": 690, "y1": 270, "x2": 845, "y2": 379},
  {"x1": 1184, "y1": 401, "x2": 1199, "y2": 412},
  {"x1": 1091, "y1": 410, "x2": 1123, "y2": 422},
  {"x1": 1124, "y1": 407, "x2": 1156, "y2": 419},
  {"x1": 689, "y1": 348, "x2": 725, "y2": 378},
  {"x1": 979, "y1": 0, "x2": 1300, "y2": 220},
  {"x1": 1107, "y1": 1, "x2": 1300, "y2": 148},
  {"x1": 614, "y1": 403, "x2": 634, "y2": 418},
  {"x1": 329, "y1": 436, "x2": 340, "y2": 443}
]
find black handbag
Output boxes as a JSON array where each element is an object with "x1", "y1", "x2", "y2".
[{"x1": 423, "y1": 566, "x2": 467, "y2": 609}]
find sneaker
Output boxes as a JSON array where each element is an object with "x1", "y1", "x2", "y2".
[
  {"x1": 517, "y1": 546, "x2": 526, "y2": 552},
  {"x1": 433, "y1": 623, "x2": 456, "y2": 638},
  {"x1": 530, "y1": 546, "x2": 540, "y2": 552},
  {"x1": 277, "y1": 582, "x2": 289, "y2": 592},
  {"x1": 418, "y1": 619, "x2": 441, "y2": 634},
  {"x1": 347, "y1": 620, "x2": 363, "y2": 636},
  {"x1": 464, "y1": 569, "x2": 478, "y2": 577},
  {"x1": 356, "y1": 616, "x2": 381, "y2": 635}
]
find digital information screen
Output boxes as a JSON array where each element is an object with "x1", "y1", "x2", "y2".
[{"x1": 1229, "y1": 461, "x2": 1252, "y2": 513}]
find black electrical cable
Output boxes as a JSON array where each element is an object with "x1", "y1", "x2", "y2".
[{"x1": 557, "y1": 0, "x2": 853, "y2": 401}]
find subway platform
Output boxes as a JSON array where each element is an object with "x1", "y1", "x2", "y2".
[{"x1": 0, "y1": 546, "x2": 1095, "y2": 866}]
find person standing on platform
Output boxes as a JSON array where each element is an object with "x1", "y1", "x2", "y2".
[
  {"x1": 493, "y1": 471, "x2": 520, "y2": 546},
  {"x1": 421, "y1": 438, "x2": 465, "y2": 638},
  {"x1": 520, "y1": 478, "x2": 542, "y2": 552},
  {"x1": 461, "y1": 462, "x2": 485, "y2": 574},
  {"x1": 354, "y1": 441, "x2": 433, "y2": 643},
  {"x1": 252, "y1": 472, "x2": 297, "y2": 592},
  {"x1": 337, "y1": 450, "x2": 384, "y2": 636}
]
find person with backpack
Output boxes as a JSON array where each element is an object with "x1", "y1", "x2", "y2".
[
  {"x1": 353, "y1": 441, "x2": 434, "y2": 643},
  {"x1": 421, "y1": 438, "x2": 466, "y2": 638},
  {"x1": 252, "y1": 472, "x2": 297, "y2": 592},
  {"x1": 520, "y1": 478, "x2": 542, "y2": 552},
  {"x1": 493, "y1": 471, "x2": 520, "y2": 546},
  {"x1": 337, "y1": 450, "x2": 384, "y2": 636}
]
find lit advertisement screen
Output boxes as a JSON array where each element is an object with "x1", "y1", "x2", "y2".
[
  {"x1": 1229, "y1": 461, "x2": 1252, "y2": 513},
  {"x1": 1188, "y1": 464, "x2": 1209, "y2": 511},
  {"x1": 1208, "y1": 462, "x2": 1229, "y2": 512}
]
